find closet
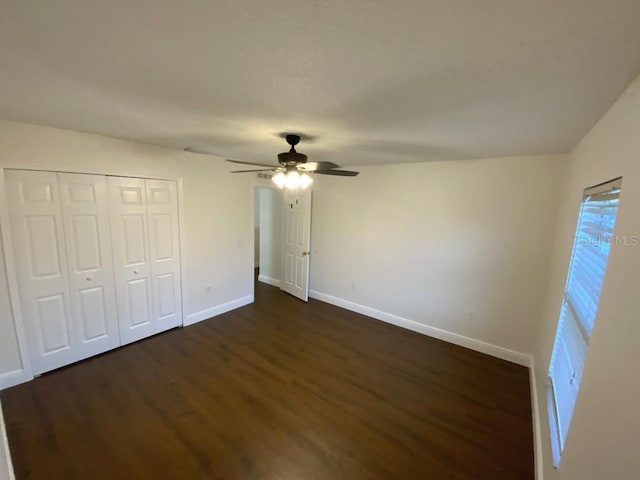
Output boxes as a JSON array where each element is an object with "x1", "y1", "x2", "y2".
[{"x1": 6, "y1": 170, "x2": 182, "y2": 375}]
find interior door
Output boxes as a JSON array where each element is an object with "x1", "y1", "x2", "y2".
[
  {"x1": 281, "y1": 188, "x2": 312, "y2": 301},
  {"x1": 146, "y1": 179, "x2": 182, "y2": 332},
  {"x1": 59, "y1": 173, "x2": 120, "y2": 360},
  {"x1": 6, "y1": 170, "x2": 76, "y2": 374},
  {"x1": 108, "y1": 176, "x2": 155, "y2": 345}
]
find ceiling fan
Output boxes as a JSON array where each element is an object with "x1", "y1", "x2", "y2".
[{"x1": 227, "y1": 134, "x2": 359, "y2": 189}]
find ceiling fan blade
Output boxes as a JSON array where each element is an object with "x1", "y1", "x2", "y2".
[
  {"x1": 226, "y1": 159, "x2": 279, "y2": 168},
  {"x1": 230, "y1": 169, "x2": 277, "y2": 173},
  {"x1": 314, "y1": 169, "x2": 359, "y2": 177},
  {"x1": 298, "y1": 161, "x2": 340, "y2": 172}
]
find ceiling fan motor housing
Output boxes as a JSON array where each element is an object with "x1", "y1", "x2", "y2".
[
  {"x1": 278, "y1": 134, "x2": 307, "y2": 164},
  {"x1": 278, "y1": 151, "x2": 308, "y2": 164}
]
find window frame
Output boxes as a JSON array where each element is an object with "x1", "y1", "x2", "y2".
[{"x1": 547, "y1": 177, "x2": 621, "y2": 467}]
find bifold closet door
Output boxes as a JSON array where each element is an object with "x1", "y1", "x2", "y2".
[
  {"x1": 7, "y1": 170, "x2": 77, "y2": 374},
  {"x1": 146, "y1": 179, "x2": 182, "y2": 333},
  {"x1": 58, "y1": 173, "x2": 120, "y2": 361},
  {"x1": 108, "y1": 177, "x2": 155, "y2": 345},
  {"x1": 108, "y1": 177, "x2": 182, "y2": 345},
  {"x1": 6, "y1": 170, "x2": 120, "y2": 375}
]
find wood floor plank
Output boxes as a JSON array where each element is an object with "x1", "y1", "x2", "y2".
[{"x1": 1, "y1": 275, "x2": 533, "y2": 479}]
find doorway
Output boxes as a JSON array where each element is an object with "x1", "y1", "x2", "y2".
[{"x1": 254, "y1": 186, "x2": 283, "y2": 287}]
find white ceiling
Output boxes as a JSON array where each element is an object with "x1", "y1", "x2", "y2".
[{"x1": 1, "y1": 0, "x2": 640, "y2": 166}]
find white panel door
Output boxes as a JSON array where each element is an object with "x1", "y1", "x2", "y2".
[
  {"x1": 6, "y1": 170, "x2": 76, "y2": 374},
  {"x1": 59, "y1": 173, "x2": 120, "y2": 360},
  {"x1": 281, "y1": 189, "x2": 312, "y2": 301},
  {"x1": 108, "y1": 176, "x2": 155, "y2": 345},
  {"x1": 145, "y1": 179, "x2": 182, "y2": 332}
]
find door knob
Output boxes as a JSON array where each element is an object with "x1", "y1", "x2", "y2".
[
  {"x1": 302, "y1": 251, "x2": 310, "y2": 256},
  {"x1": 133, "y1": 269, "x2": 139, "y2": 275},
  {"x1": 86, "y1": 276, "x2": 92, "y2": 281}
]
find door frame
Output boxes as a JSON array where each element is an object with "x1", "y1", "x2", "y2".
[
  {"x1": 252, "y1": 182, "x2": 283, "y2": 290},
  {"x1": 0, "y1": 167, "x2": 187, "y2": 389}
]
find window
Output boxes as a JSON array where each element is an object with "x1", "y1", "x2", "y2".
[{"x1": 547, "y1": 177, "x2": 622, "y2": 466}]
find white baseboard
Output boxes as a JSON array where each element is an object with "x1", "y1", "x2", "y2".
[
  {"x1": 308, "y1": 289, "x2": 531, "y2": 367},
  {"x1": 529, "y1": 358, "x2": 544, "y2": 480},
  {"x1": 0, "y1": 369, "x2": 31, "y2": 391},
  {"x1": 184, "y1": 295, "x2": 254, "y2": 326},
  {"x1": 258, "y1": 274, "x2": 281, "y2": 288},
  {"x1": 0, "y1": 401, "x2": 15, "y2": 480}
]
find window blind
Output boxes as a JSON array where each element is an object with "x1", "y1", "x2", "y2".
[
  {"x1": 547, "y1": 177, "x2": 621, "y2": 463},
  {"x1": 566, "y1": 182, "x2": 621, "y2": 337}
]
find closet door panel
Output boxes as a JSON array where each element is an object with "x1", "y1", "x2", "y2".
[
  {"x1": 6, "y1": 170, "x2": 76, "y2": 374},
  {"x1": 59, "y1": 173, "x2": 120, "y2": 359},
  {"x1": 146, "y1": 179, "x2": 182, "y2": 332},
  {"x1": 108, "y1": 177, "x2": 154, "y2": 345}
]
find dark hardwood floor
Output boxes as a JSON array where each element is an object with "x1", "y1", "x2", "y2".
[{"x1": 1, "y1": 274, "x2": 533, "y2": 479}]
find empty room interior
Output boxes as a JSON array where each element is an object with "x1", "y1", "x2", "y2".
[{"x1": 1, "y1": 1, "x2": 639, "y2": 479}]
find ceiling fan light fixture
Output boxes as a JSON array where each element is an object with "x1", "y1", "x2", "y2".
[
  {"x1": 271, "y1": 171, "x2": 313, "y2": 190},
  {"x1": 285, "y1": 171, "x2": 301, "y2": 189},
  {"x1": 272, "y1": 172, "x2": 286, "y2": 188},
  {"x1": 299, "y1": 173, "x2": 313, "y2": 189}
]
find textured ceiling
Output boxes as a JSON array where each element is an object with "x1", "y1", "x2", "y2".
[{"x1": 1, "y1": 0, "x2": 640, "y2": 166}]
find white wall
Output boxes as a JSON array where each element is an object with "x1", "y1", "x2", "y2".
[
  {"x1": 257, "y1": 186, "x2": 282, "y2": 284},
  {"x1": 309, "y1": 155, "x2": 566, "y2": 355},
  {"x1": 534, "y1": 75, "x2": 640, "y2": 479},
  {"x1": 0, "y1": 120, "x2": 254, "y2": 387}
]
